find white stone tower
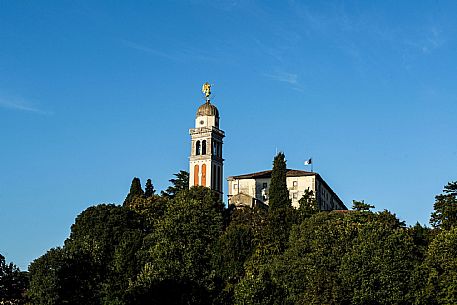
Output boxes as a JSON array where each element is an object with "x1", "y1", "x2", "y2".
[{"x1": 189, "y1": 83, "x2": 225, "y2": 196}]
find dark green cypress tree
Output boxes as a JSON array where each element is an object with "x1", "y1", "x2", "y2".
[
  {"x1": 144, "y1": 179, "x2": 155, "y2": 198},
  {"x1": 123, "y1": 177, "x2": 144, "y2": 206},
  {"x1": 268, "y1": 152, "x2": 291, "y2": 210}
]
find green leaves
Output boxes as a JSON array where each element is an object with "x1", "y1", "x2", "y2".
[
  {"x1": 421, "y1": 227, "x2": 457, "y2": 304},
  {"x1": 430, "y1": 181, "x2": 457, "y2": 230},
  {"x1": 25, "y1": 176, "x2": 457, "y2": 305},
  {"x1": 161, "y1": 170, "x2": 190, "y2": 199},
  {"x1": 0, "y1": 254, "x2": 28, "y2": 304},
  {"x1": 268, "y1": 152, "x2": 291, "y2": 210},
  {"x1": 28, "y1": 204, "x2": 146, "y2": 305},
  {"x1": 128, "y1": 187, "x2": 224, "y2": 304}
]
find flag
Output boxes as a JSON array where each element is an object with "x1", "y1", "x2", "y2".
[{"x1": 304, "y1": 158, "x2": 312, "y2": 165}]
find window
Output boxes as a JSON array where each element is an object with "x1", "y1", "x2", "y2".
[
  {"x1": 212, "y1": 142, "x2": 217, "y2": 156},
  {"x1": 213, "y1": 165, "x2": 216, "y2": 189},
  {"x1": 293, "y1": 192, "x2": 298, "y2": 199},
  {"x1": 201, "y1": 164, "x2": 206, "y2": 187},
  {"x1": 196, "y1": 141, "x2": 201, "y2": 155},
  {"x1": 262, "y1": 182, "x2": 268, "y2": 189},
  {"x1": 202, "y1": 140, "x2": 206, "y2": 155},
  {"x1": 217, "y1": 166, "x2": 221, "y2": 191},
  {"x1": 194, "y1": 164, "x2": 199, "y2": 186},
  {"x1": 233, "y1": 183, "x2": 238, "y2": 190}
]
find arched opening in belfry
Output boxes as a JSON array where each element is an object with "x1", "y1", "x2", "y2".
[
  {"x1": 202, "y1": 140, "x2": 206, "y2": 155},
  {"x1": 196, "y1": 141, "x2": 201, "y2": 155},
  {"x1": 194, "y1": 164, "x2": 199, "y2": 186},
  {"x1": 201, "y1": 164, "x2": 206, "y2": 187}
]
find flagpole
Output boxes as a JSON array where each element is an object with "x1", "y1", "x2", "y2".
[{"x1": 311, "y1": 157, "x2": 313, "y2": 172}]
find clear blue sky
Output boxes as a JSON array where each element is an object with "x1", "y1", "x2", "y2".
[{"x1": 1, "y1": 1, "x2": 456, "y2": 270}]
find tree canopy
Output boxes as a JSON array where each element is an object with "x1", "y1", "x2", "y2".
[
  {"x1": 161, "y1": 170, "x2": 189, "y2": 198},
  {"x1": 0, "y1": 254, "x2": 28, "y2": 304},
  {"x1": 430, "y1": 181, "x2": 457, "y2": 230},
  {"x1": 22, "y1": 169, "x2": 457, "y2": 305}
]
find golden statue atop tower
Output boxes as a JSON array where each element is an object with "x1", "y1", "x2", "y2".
[{"x1": 202, "y1": 82, "x2": 211, "y2": 101}]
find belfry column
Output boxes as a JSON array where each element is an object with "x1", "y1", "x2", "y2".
[{"x1": 189, "y1": 82, "x2": 225, "y2": 196}]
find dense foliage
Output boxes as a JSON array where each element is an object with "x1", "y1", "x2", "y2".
[
  {"x1": 0, "y1": 254, "x2": 28, "y2": 304},
  {"x1": 20, "y1": 165, "x2": 457, "y2": 304}
]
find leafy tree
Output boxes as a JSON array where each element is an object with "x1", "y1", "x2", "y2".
[
  {"x1": 66, "y1": 204, "x2": 145, "y2": 303},
  {"x1": 406, "y1": 223, "x2": 434, "y2": 304},
  {"x1": 161, "y1": 170, "x2": 189, "y2": 198},
  {"x1": 65, "y1": 204, "x2": 144, "y2": 263},
  {"x1": 28, "y1": 204, "x2": 146, "y2": 305},
  {"x1": 339, "y1": 224, "x2": 418, "y2": 305},
  {"x1": 421, "y1": 226, "x2": 457, "y2": 304},
  {"x1": 0, "y1": 254, "x2": 28, "y2": 304},
  {"x1": 129, "y1": 187, "x2": 224, "y2": 304},
  {"x1": 430, "y1": 181, "x2": 457, "y2": 230},
  {"x1": 408, "y1": 222, "x2": 433, "y2": 258},
  {"x1": 262, "y1": 207, "x2": 297, "y2": 255},
  {"x1": 352, "y1": 200, "x2": 375, "y2": 211},
  {"x1": 297, "y1": 189, "x2": 318, "y2": 221},
  {"x1": 271, "y1": 211, "x2": 354, "y2": 305},
  {"x1": 211, "y1": 208, "x2": 263, "y2": 304},
  {"x1": 126, "y1": 195, "x2": 169, "y2": 229},
  {"x1": 234, "y1": 268, "x2": 286, "y2": 305},
  {"x1": 124, "y1": 177, "x2": 144, "y2": 206},
  {"x1": 28, "y1": 247, "x2": 99, "y2": 305},
  {"x1": 144, "y1": 178, "x2": 155, "y2": 198},
  {"x1": 268, "y1": 152, "x2": 291, "y2": 210}
]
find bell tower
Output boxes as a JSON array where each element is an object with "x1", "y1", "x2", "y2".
[{"x1": 189, "y1": 83, "x2": 225, "y2": 196}]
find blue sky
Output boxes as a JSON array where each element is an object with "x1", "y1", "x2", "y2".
[{"x1": 1, "y1": 1, "x2": 456, "y2": 270}]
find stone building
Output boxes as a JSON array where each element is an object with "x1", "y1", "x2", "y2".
[{"x1": 227, "y1": 169, "x2": 347, "y2": 210}]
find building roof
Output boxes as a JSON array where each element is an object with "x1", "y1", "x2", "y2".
[
  {"x1": 196, "y1": 101, "x2": 219, "y2": 118},
  {"x1": 228, "y1": 169, "x2": 315, "y2": 180}
]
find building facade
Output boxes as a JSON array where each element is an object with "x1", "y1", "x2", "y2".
[
  {"x1": 189, "y1": 84, "x2": 225, "y2": 196},
  {"x1": 227, "y1": 169, "x2": 347, "y2": 210}
]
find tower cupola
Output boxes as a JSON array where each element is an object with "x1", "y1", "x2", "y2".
[{"x1": 196, "y1": 101, "x2": 219, "y2": 118}]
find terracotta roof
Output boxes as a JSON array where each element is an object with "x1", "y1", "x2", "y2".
[{"x1": 228, "y1": 169, "x2": 315, "y2": 180}]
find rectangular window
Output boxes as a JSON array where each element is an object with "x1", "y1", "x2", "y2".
[
  {"x1": 217, "y1": 166, "x2": 221, "y2": 191},
  {"x1": 293, "y1": 192, "x2": 298, "y2": 199},
  {"x1": 262, "y1": 183, "x2": 268, "y2": 189},
  {"x1": 233, "y1": 183, "x2": 237, "y2": 190},
  {"x1": 213, "y1": 165, "x2": 216, "y2": 189},
  {"x1": 293, "y1": 181, "x2": 298, "y2": 187}
]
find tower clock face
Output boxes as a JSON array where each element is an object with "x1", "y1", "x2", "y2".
[{"x1": 200, "y1": 120, "x2": 205, "y2": 125}]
